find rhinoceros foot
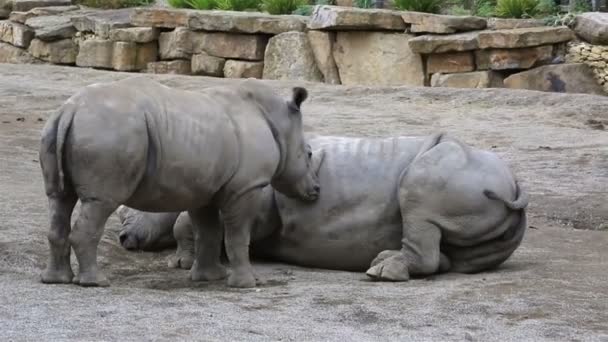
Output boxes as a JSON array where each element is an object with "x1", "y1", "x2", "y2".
[
  {"x1": 40, "y1": 266, "x2": 74, "y2": 284},
  {"x1": 168, "y1": 252, "x2": 194, "y2": 270},
  {"x1": 190, "y1": 262, "x2": 228, "y2": 282},
  {"x1": 366, "y1": 252, "x2": 410, "y2": 282},
  {"x1": 227, "y1": 268, "x2": 256, "y2": 288},
  {"x1": 72, "y1": 272, "x2": 110, "y2": 287}
]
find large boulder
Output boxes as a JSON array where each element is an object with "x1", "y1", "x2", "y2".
[
  {"x1": 13, "y1": 0, "x2": 72, "y2": 12},
  {"x1": 333, "y1": 31, "x2": 424, "y2": 86},
  {"x1": 574, "y1": 12, "x2": 608, "y2": 45},
  {"x1": 76, "y1": 39, "x2": 113, "y2": 68},
  {"x1": 109, "y1": 27, "x2": 159, "y2": 43},
  {"x1": 111, "y1": 41, "x2": 157, "y2": 71},
  {"x1": 0, "y1": 41, "x2": 40, "y2": 63},
  {"x1": 263, "y1": 31, "x2": 322, "y2": 82},
  {"x1": 401, "y1": 12, "x2": 486, "y2": 34},
  {"x1": 196, "y1": 33, "x2": 268, "y2": 60},
  {"x1": 503, "y1": 63, "x2": 605, "y2": 95},
  {"x1": 0, "y1": 20, "x2": 34, "y2": 48},
  {"x1": 430, "y1": 71, "x2": 504, "y2": 88},
  {"x1": 224, "y1": 60, "x2": 263, "y2": 78},
  {"x1": 158, "y1": 27, "x2": 195, "y2": 60},
  {"x1": 191, "y1": 53, "x2": 225, "y2": 77},
  {"x1": 28, "y1": 38, "x2": 77, "y2": 64},
  {"x1": 475, "y1": 45, "x2": 554, "y2": 70},
  {"x1": 477, "y1": 27, "x2": 574, "y2": 49},
  {"x1": 308, "y1": 5, "x2": 405, "y2": 31},
  {"x1": 307, "y1": 30, "x2": 340, "y2": 84},
  {"x1": 25, "y1": 15, "x2": 75, "y2": 41}
]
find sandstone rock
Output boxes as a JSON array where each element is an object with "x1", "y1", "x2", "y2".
[
  {"x1": 504, "y1": 63, "x2": 605, "y2": 95},
  {"x1": 112, "y1": 41, "x2": 157, "y2": 71},
  {"x1": 0, "y1": 0, "x2": 12, "y2": 19},
  {"x1": 71, "y1": 8, "x2": 133, "y2": 39},
  {"x1": 109, "y1": 27, "x2": 159, "y2": 43},
  {"x1": 0, "y1": 41, "x2": 40, "y2": 63},
  {"x1": 13, "y1": 0, "x2": 72, "y2": 12},
  {"x1": 401, "y1": 12, "x2": 486, "y2": 34},
  {"x1": 426, "y1": 52, "x2": 474, "y2": 74},
  {"x1": 408, "y1": 31, "x2": 479, "y2": 54},
  {"x1": 76, "y1": 39, "x2": 113, "y2": 68},
  {"x1": 224, "y1": 60, "x2": 263, "y2": 78},
  {"x1": 130, "y1": 8, "x2": 191, "y2": 29},
  {"x1": 333, "y1": 31, "x2": 424, "y2": 86},
  {"x1": 146, "y1": 60, "x2": 191, "y2": 74},
  {"x1": 158, "y1": 27, "x2": 195, "y2": 60},
  {"x1": 476, "y1": 45, "x2": 553, "y2": 70},
  {"x1": 132, "y1": 8, "x2": 307, "y2": 34},
  {"x1": 308, "y1": 5, "x2": 405, "y2": 31},
  {"x1": 10, "y1": 6, "x2": 80, "y2": 23},
  {"x1": 187, "y1": 10, "x2": 307, "y2": 34},
  {"x1": 263, "y1": 31, "x2": 322, "y2": 82},
  {"x1": 0, "y1": 21, "x2": 34, "y2": 48},
  {"x1": 477, "y1": 27, "x2": 574, "y2": 49},
  {"x1": 307, "y1": 30, "x2": 340, "y2": 84},
  {"x1": 430, "y1": 71, "x2": 504, "y2": 88},
  {"x1": 28, "y1": 38, "x2": 76, "y2": 64},
  {"x1": 191, "y1": 53, "x2": 225, "y2": 76},
  {"x1": 196, "y1": 33, "x2": 268, "y2": 60},
  {"x1": 574, "y1": 13, "x2": 608, "y2": 45},
  {"x1": 487, "y1": 18, "x2": 546, "y2": 30},
  {"x1": 25, "y1": 15, "x2": 75, "y2": 41}
]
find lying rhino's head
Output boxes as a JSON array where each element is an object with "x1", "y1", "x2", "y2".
[{"x1": 268, "y1": 87, "x2": 320, "y2": 202}]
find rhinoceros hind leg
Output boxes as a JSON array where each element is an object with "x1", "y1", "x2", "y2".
[
  {"x1": 41, "y1": 193, "x2": 78, "y2": 284},
  {"x1": 69, "y1": 200, "x2": 116, "y2": 287},
  {"x1": 188, "y1": 207, "x2": 228, "y2": 281}
]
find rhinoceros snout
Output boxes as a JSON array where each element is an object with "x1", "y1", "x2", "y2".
[{"x1": 119, "y1": 231, "x2": 139, "y2": 251}]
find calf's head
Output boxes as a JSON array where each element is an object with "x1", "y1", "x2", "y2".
[{"x1": 265, "y1": 87, "x2": 320, "y2": 202}]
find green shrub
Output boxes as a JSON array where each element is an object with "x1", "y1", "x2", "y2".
[
  {"x1": 262, "y1": 0, "x2": 308, "y2": 14},
  {"x1": 354, "y1": 0, "x2": 374, "y2": 8},
  {"x1": 292, "y1": 4, "x2": 313, "y2": 15},
  {"x1": 76, "y1": 0, "x2": 154, "y2": 8},
  {"x1": 495, "y1": 0, "x2": 538, "y2": 18},
  {"x1": 186, "y1": 0, "x2": 217, "y2": 9},
  {"x1": 535, "y1": 0, "x2": 557, "y2": 15},
  {"x1": 394, "y1": 0, "x2": 443, "y2": 13},
  {"x1": 473, "y1": 0, "x2": 495, "y2": 17},
  {"x1": 447, "y1": 4, "x2": 472, "y2": 15}
]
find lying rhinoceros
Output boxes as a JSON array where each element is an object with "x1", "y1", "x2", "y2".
[
  {"x1": 118, "y1": 133, "x2": 528, "y2": 281},
  {"x1": 38, "y1": 77, "x2": 319, "y2": 288}
]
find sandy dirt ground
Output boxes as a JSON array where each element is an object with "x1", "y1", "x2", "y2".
[{"x1": 0, "y1": 64, "x2": 607, "y2": 341}]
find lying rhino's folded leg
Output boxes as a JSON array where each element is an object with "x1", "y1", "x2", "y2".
[
  {"x1": 221, "y1": 188, "x2": 264, "y2": 288},
  {"x1": 188, "y1": 206, "x2": 227, "y2": 282},
  {"x1": 117, "y1": 207, "x2": 180, "y2": 251},
  {"x1": 168, "y1": 212, "x2": 195, "y2": 270}
]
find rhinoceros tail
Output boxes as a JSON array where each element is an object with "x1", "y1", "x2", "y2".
[
  {"x1": 39, "y1": 102, "x2": 77, "y2": 195},
  {"x1": 483, "y1": 181, "x2": 529, "y2": 210}
]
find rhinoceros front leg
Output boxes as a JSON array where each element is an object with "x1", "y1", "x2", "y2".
[
  {"x1": 168, "y1": 213, "x2": 195, "y2": 270},
  {"x1": 41, "y1": 193, "x2": 78, "y2": 284},
  {"x1": 188, "y1": 207, "x2": 228, "y2": 281},
  {"x1": 69, "y1": 200, "x2": 117, "y2": 287},
  {"x1": 221, "y1": 188, "x2": 263, "y2": 288}
]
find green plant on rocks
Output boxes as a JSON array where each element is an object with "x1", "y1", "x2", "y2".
[
  {"x1": 394, "y1": 0, "x2": 443, "y2": 13},
  {"x1": 76, "y1": 0, "x2": 154, "y2": 8},
  {"x1": 495, "y1": 0, "x2": 538, "y2": 18},
  {"x1": 262, "y1": 0, "x2": 308, "y2": 14}
]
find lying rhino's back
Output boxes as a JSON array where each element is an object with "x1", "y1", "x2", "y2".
[{"x1": 268, "y1": 136, "x2": 426, "y2": 271}]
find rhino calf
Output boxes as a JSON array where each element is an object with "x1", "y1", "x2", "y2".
[
  {"x1": 119, "y1": 133, "x2": 528, "y2": 281},
  {"x1": 39, "y1": 77, "x2": 319, "y2": 288}
]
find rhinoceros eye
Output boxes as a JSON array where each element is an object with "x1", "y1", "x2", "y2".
[{"x1": 308, "y1": 151, "x2": 312, "y2": 159}]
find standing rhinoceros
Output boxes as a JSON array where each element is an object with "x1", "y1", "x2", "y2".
[
  {"x1": 118, "y1": 133, "x2": 528, "y2": 281},
  {"x1": 38, "y1": 77, "x2": 319, "y2": 288}
]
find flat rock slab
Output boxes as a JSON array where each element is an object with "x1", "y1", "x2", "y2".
[
  {"x1": 504, "y1": 63, "x2": 605, "y2": 95},
  {"x1": 146, "y1": 60, "x2": 191, "y2": 74},
  {"x1": 426, "y1": 51, "x2": 475, "y2": 74},
  {"x1": 574, "y1": 12, "x2": 608, "y2": 45},
  {"x1": 9, "y1": 5, "x2": 80, "y2": 23},
  {"x1": 430, "y1": 70, "x2": 504, "y2": 88},
  {"x1": 0, "y1": 20, "x2": 34, "y2": 48},
  {"x1": 109, "y1": 27, "x2": 158, "y2": 43},
  {"x1": 475, "y1": 45, "x2": 554, "y2": 70},
  {"x1": 13, "y1": 0, "x2": 72, "y2": 12},
  {"x1": 410, "y1": 26, "x2": 574, "y2": 54},
  {"x1": 25, "y1": 15, "x2": 75, "y2": 41},
  {"x1": 401, "y1": 11, "x2": 486, "y2": 34},
  {"x1": 71, "y1": 8, "x2": 133, "y2": 39},
  {"x1": 131, "y1": 8, "x2": 307, "y2": 34},
  {"x1": 308, "y1": 5, "x2": 405, "y2": 31},
  {"x1": 486, "y1": 18, "x2": 546, "y2": 30}
]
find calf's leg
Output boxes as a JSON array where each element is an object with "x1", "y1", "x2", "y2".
[
  {"x1": 168, "y1": 212, "x2": 195, "y2": 270},
  {"x1": 41, "y1": 192, "x2": 78, "y2": 284},
  {"x1": 189, "y1": 206, "x2": 227, "y2": 281}
]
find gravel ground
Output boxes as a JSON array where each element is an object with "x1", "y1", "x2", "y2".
[{"x1": 0, "y1": 64, "x2": 607, "y2": 341}]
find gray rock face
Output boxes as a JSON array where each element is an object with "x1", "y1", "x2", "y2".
[
  {"x1": 307, "y1": 30, "x2": 340, "y2": 84},
  {"x1": 401, "y1": 12, "x2": 486, "y2": 34},
  {"x1": 263, "y1": 32, "x2": 322, "y2": 82},
  {"x1": 504, "y1": 63, "x2": 605, "y2": 95},
  {"x1": 0, "y1": 0, "x2": 12, "y2": 19},
  {"x1": 0, "y1": 41, "x2": 40, "y2": 63},
  {"x1": 71, "y1": 8, "x2": 133, "y2": 39},
  {"x1": 76, "y1": 39, "x2": 113, "y2": 68},
  {"x1": 0, "y1": 20, "x2": 34, "y2": 48},
  {"x1": 430, "y1": 71, "x2": 504, "y2": 88},
  {"x1": 224, "y1": 60, "x2": 263, "y2": 78},
  {"x1": 574, "y1": 12, "x2": 608, "y2": 45},
  {"x1": 475, "y1": 45, "x2": 554, "y2": 70},
  {"x1": 146, "y1": 60, "x2": 191, "y2": 74},
  {"x1": 308, "y1": 5, "x2": 405, "y2": 31},
  {"x1": 25, "y1": 15, "x2": 75, "y2": 41},
  {"x1": 13, "y1": 0, "x2": 72, "y2": 12},
  {"x1": 487, "y1": 18, "x2": 546, "y2": 30},
  {"x1": 109, "y1": 27, "x2": 159, "y2": 43},
  {"x1": 191, "y1": 53, "x2": 225, "y2": 77},
  {"x1": 28, "y1": 38, "x2": 76, "y2": 64}
]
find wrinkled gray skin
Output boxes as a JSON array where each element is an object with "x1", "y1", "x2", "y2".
[
  {"x1": 119, "y1": 133, "x2": 528, "y2": 280},
  {"x1": 39, "y1": 77, "x2": 319, "y2": 288}
]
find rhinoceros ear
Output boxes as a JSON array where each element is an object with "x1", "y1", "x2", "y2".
[
  {"x1": 312, "y1": 148, "x2": 325, "y2": 174},
  {"x1": 292, "y1": 87, "x2": 308, "y2": 110}
]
